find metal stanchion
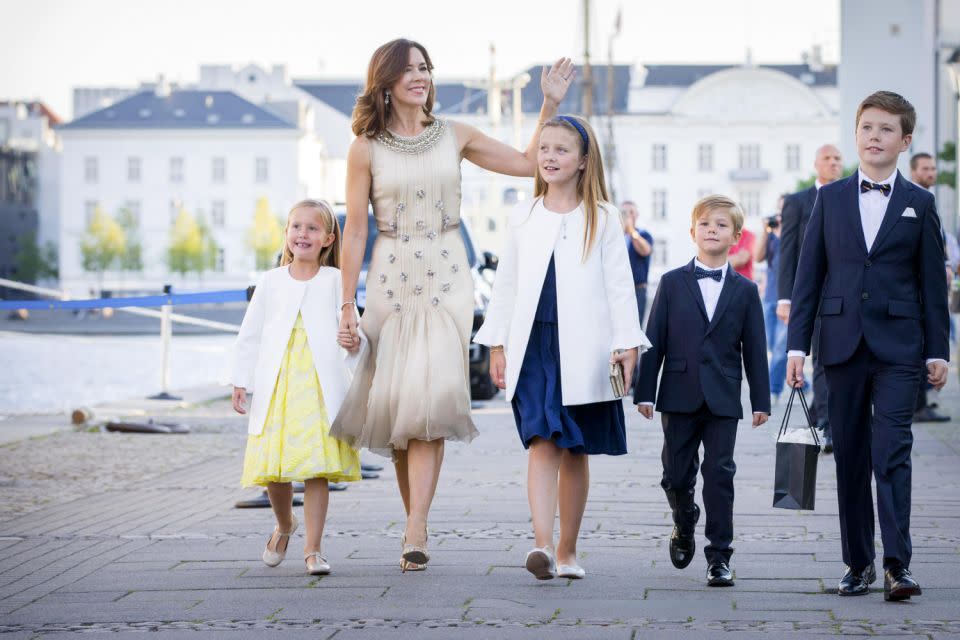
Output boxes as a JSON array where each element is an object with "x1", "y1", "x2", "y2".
[{"x1": 149, "y1": 284, "x2": 182, "y2": 400}]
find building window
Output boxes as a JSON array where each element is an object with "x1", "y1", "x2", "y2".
[
  {"x1": 652, "y1": 144, "x2": 667, "y2": 171},
  {"x1": 84, "y1": 200, "x2": 97, "y2": 226},
  {"x1": 738, "y1": 144, "x2": 761, "y2": 170},
  {"x1": 502, "y1": 187, "x2": 519, "y2": 205},
  {"x1": 170, "y1": 157, "x2": 184, "y2": 183},
  {"x1": 124, "y1": 200, "x2": 141, "y2": 228},
  {"x1": 651, "y1": 189, "x2": 667, "y2": 220},
  {"x1": 739, "y1": 191, "x2": 762, "y2": 217},
  {"x1": 215, "y1": 248, "x2": 225, "y2": 272},
  {"x1": 487, "y1": 217, "x2": 497, "y2": 232},
  {"x1": 697, "y1": 144, "x2": 713, "y2": 172},
  {"x1": 211, "y1": 200, "x2": 226, "y2": 227},
  {"x1": 785, "y1": 144, "x2": 801, "y2": 171},
  {"x1": 255, "y1": 157, "x2": 269, "y2": 183},
  {"x1": 170, "y1": 199, "x2": 181, "y2": 225},
  {"x1": 212, "y1": 157, "x2": 225, "y2": 183},
  {"x1": 84, "y1": 157, "x2": 98, "y2": 183},
  {"x1": 653, "y1": 238, "x2": 668, "y2": 266},
  {"x1": 127, "y1": 157, "x2": 141, "y2": 182}
]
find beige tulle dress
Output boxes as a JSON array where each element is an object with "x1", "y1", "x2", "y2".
[{"x1": 330, "y1": 119, "x2": 479, "y2": 458}]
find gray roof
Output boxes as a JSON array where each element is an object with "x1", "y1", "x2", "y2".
[
  {"x1": 292, "y1": 62, "x2": 836, "y2": 118},
  {"x1": 642, "y1": 64, "x2": 837, "y2": 87},
  {"x1": 60, "y1": 90, "x2": 297, "y2": 130}
]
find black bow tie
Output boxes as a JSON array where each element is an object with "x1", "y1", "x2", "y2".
[
  {"x1": 860, "y1": 179, "x2": 892, "y2": 197},
  {"x1": 694, "y1": 266, "x2": 723, "y2": 282}
]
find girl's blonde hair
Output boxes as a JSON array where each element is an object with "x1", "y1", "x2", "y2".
[
  {"x1": 534, "y1": 115, "x2": 609, "y2": 260},
  {"x1": 280, "y1": 199, "x2": 341, "y2": 269}
]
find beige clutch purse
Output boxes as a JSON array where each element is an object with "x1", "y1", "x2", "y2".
[{"x1": 610, "y1": 350, "x2": 626, "y2": 398}]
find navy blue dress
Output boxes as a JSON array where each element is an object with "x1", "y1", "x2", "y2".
[{"x1": 511, "y1": 256, "x2": 627, "y2": 455}]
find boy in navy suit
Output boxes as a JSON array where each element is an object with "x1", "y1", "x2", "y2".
[
  {"x1": 636, "y1": 195, "x2": 770, "y2": 587},
  {"x1": 787, "y1": 91, "x2": 949, "y2": 601}
]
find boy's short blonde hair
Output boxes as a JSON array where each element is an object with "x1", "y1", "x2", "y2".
[{"x1": 691, "y1": 195, "x2": 744, "y2": 234}]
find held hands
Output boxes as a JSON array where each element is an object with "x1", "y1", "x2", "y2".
[
  {"x1": 232, "y1": 387, "x2": 247, "y2": 415},
  {"x1": 786, "y1": 355, "x2": 805, "y2": 389},
  {"x1": 490, "y1": 349, "x2": 506, "y2": 390},
  {"x1": 928, "y1": 360, "x2": 948, "y2": 390},
  {"x1": 752, "y1": 412, "x2": 769, "y2": 428},
  {"x1": 611, "y1": 348, "x2": 638, "y2": 392},
  {"x1": 337, "y1": 308, "x2": 361, "y2": 353},
  {"x1": 541, "y1": 58, "x2": 576, "y2": 106}
]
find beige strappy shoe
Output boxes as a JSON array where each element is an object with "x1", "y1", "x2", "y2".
[
  {"x1": 304, "y1": 551, "x2": 331, "y2": 575},
  {"x1": 400, "y1": 529, "x2": 429, "y2": 571},
  {"x1": 262, "y1": 517, "x2": 298, "y2": 567}
]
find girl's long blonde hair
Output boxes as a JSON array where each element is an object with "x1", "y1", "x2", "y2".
[
  {"x1": 280, "y1": 199, "x2": 341, "y2": 269},
  {"x1": 534, "y1": 115, "x2": 609, "y2": 261}
]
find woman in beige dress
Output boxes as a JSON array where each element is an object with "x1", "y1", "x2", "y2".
[{"x1": 331, "y1": 38, "x2": 573, "y2": 571}]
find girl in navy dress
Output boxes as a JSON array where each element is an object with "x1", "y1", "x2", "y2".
[{"x1": 474, "y1": 115, "x2": 649, "y2": 580}]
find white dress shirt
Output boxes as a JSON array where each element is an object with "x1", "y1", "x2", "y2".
[
  {"x1": 858, "y1": 167, "x2": 897, "y2": 252},
  {"x1": 695, "y1": 259, "x2": 728, "y2": 321}
]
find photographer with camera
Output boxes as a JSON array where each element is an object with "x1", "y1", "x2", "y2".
[{"x1": 754, "y1": 207, "x2": 787, "y2": 406}]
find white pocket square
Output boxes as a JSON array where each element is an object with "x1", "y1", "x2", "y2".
[{"x1": 902, "y1": 208, "x2": 917, "y2": 218}]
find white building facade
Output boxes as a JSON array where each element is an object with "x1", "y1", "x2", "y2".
[{"x1": 58, "y1": 89, "x2": 326, "y2": 294}]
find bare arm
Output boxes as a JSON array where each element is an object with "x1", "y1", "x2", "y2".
[
  {"x1": 339, "y1": 137, "x2": 372, "y2": 335},
  {"x1": 629, "y1": 229, "x2": 652, "y2": 257},
  {"x1": 455, "y1": 58, "x2": 574, "y2": 177}
]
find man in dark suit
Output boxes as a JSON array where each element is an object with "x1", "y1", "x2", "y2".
[
  {"x1": 777, "y1": 144, "x2": 842, "y2": 452},
  {"x1": 636, "y1": 195, "x2": 770, "y2": 588},
  {"x1": 787, "y1": 92, "x2": 949, "y2": 602}
]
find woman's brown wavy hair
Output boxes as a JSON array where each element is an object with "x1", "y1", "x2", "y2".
[{"x1": 351, "y1": 39, "x2": 436, "y2": 138}]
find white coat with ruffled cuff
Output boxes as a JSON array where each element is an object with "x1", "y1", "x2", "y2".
[
  {"x1": 473, "y1": 198, "x2": 651, "y2": 405},
  {"x1": 228, "y1": 265, "x2": 359, "y2": 436}
]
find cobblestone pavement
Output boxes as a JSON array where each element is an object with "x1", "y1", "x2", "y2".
[{"x1": 1, "y1": 381, "x2": 959, "y2": 639}]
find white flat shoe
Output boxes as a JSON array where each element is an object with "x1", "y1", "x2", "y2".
[
  {"x1": 524, "y1": 547, "x2": 556, "y2": 580},
  {"x1": 557, "y1": 563, "x2": 586, "y2": 579},
  {"x1": 304, "y1": 551, "x2": 331, "y2": 575},
  {"x1": 262, "y1": 517, "x2": 298, "y2": 567}
]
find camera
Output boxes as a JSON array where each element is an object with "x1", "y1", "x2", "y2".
[{"x1": 766, "y1": 215, "x2": 780, "y2": 230}]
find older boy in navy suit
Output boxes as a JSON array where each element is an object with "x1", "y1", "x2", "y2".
[
  {"x1": 636, "y1": 196, "x2": 770, "y2": 587},
  {"x1": 787, "y1": 91, "x2": 949, "y2": 601}
]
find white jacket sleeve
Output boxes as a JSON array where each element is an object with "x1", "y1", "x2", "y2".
[
  {"x1": 600, "y1": 205, "x2": 651, "y2": 353},
  {"x1": 229, "y1": 275, "x2": 267, "y2": 389},
  {"x1": 473, "y1": 211, "x2": 520, "y2": 347}
]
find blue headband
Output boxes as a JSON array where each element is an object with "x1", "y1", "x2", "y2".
[{"x1": 557, "y1": 115, "x2": 589, "y2": 149}]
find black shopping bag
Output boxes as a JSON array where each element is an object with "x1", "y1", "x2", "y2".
[{"x1": 772, "y1": 387, "x2": 821, "y2": 510}]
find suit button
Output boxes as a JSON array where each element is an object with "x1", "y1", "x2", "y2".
[
  {"x1": 861, "y1": 292, "x2": 870, "y2": 300},
  {"x1": 865, "y1": 260, "x2": 872, "y2": 267}
]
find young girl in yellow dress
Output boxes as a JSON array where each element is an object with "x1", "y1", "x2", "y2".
[{"x1": 230, "y1": 199, "x2": 361, "y2": 576}]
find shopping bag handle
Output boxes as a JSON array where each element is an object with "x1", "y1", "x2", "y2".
[{"x1": 777, "y1": 386, "x2": 821, "y2": 446}]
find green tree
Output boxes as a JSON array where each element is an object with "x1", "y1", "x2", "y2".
[
  {"x1": 794, "y1": 164, "x2": 858, "y2": 192},
  {"x1": 168, "y1": 207, "x2": 204, "y2": 278},
  {"x1": 196, "y1": 216, "x2": 219, "y2": 276},
  {"x1": 81, "y1": 205, "x2": 126, "y2": 291},
  {"x1": 937, "y1": 141, "x2": 956, "y2": 190},
  {"x1": 116, "y1": 207, "x2": 144, "y2": 272},
  {"x1": 14, "y1": 232, "x2": 58, "y2": 283},
  {"x1": 247, "y1": 197, "x2": 284, "y2": 270}
]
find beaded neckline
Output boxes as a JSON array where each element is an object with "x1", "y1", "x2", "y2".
[{"x1": 376, "y1": 119, "x2": 445, "y2": 154}]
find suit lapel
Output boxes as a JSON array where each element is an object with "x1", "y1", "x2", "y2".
[
  {"x1": 681, "y1": 260, "x2": 709, "y2": 323},
  {"x1": 868, "y1": 172, "x2": 916, "y2": 256},
  {"x1": 706, "y1": 266, "x2": 737, "y2": 336},
  {"x1": 841, "y1": 175, "x2": 869, "y2": 256}
]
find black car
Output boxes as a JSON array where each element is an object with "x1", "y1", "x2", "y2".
[{"x1": 336, "y1": 210, "x2": 500, "y2": 400}]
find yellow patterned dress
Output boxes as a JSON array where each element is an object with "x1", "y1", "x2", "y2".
[{"x1": 241, "y1": 313, "x2": 361, "y2": 487}]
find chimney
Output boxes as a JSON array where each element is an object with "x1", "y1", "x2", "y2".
[
  {"x1": 809, "y1": 44, "x2": 824, "y2": 72},
  {"x1": 155, "y1": 74, "x2": 171, "y2": 97}
]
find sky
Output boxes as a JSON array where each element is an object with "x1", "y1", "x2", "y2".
[{"x1": 2, "y1": 0, "x2": 840, "y2": 119}]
